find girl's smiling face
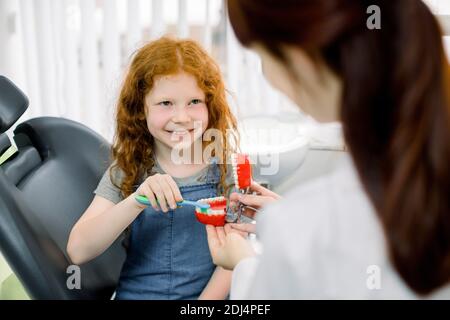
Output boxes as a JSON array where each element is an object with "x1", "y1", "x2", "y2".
[{"x1": 145, "y1": 72, "x2": 209, "y2": 155}]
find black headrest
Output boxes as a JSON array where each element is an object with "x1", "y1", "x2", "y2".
[{"x1": 0, "y1": 76, "x2": 29, "y2": 134}]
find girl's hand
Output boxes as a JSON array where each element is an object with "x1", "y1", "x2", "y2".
[
  {"x1": 229, "y1": 181, "x2": 281, "y2": 220},
  {"x1": 206, "y1": 224, "x2": 256, "y2": 270},
  {"x1": 134, "y1": 173, "x2": 183, "y2": 213}
]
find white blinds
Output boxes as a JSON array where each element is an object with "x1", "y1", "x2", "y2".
[
  {"x1": 1, "y1": 0, "x2": 449, "y2": 142},
  {"x1": 1, "y1": 0, "x2": 301, "y2": 142}
]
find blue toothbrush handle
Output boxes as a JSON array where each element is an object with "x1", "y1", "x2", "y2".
[
  {"x1": 134, "y1": 195, "x2": 210, "y2": 209},
  {"x1": 180, "y1": 200, "x2": 210, "y2": 209}
]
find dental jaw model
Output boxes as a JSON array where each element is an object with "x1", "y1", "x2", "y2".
[
  {"x1": 194, "y1": 153, "x2": 256, "y2": 226},
  {"x1": 227, "y1": 153, "x2": 258, "y2": 223},
  {"x1": 195, "y1": 196, "x2": 228, "y2": 227},
  {"x1": 232, "y1": 153, "x2": 252, "y2": 192}
]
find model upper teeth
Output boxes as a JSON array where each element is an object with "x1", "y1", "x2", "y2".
[{"x1": 195, "y1": 197, "x2": 227, "y2": 215}]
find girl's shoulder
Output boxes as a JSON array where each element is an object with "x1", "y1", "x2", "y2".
[{"x1": 94, "y1": 163, "x2": 126, "y2": 204}]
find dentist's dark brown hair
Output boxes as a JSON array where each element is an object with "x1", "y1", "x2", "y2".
[{"x1": 228, "y1": 0, "x2": 450, "y2": 295}]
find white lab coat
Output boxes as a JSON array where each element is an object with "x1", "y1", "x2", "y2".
[{"x1": 230, "y1": 153, "x2": 450, "y2": 299}]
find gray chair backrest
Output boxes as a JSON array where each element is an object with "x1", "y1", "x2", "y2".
[{"x1": 0, "y1": 75, "x2": 126, "y2": 299}]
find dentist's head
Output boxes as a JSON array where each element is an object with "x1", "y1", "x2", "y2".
[{"x1": 227, "y1": 0, "x2": 450, "y2": 295}]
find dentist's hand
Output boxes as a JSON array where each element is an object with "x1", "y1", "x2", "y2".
[
  {"x1": 230, "y1": 181, "x2": 281, "y2": 219},
  {"x1": 206, "y1": 224, "x2": 256, "y2": 270},
  {"x1": 227, "y1": 223, "x2": 257, "y2": 236},
  {"x1": 134, "y1": 173, "x2": 183, "y2": 213}
]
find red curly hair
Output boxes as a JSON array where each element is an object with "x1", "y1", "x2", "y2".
[{"x1": 111, "y1": 37, "x2": 238, "y2": 197}]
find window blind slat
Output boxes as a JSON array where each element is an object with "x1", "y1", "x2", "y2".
[
  {"x1": 50, "y1": 0, "x2": 66, "y2": 117},
  {"x1": 151, "y1": 0, "x2": 165, "y2": 39},
  {"x1": 103, "y1": 0, "x2": 120, "y2": 78},
  {"x1": 127, "y1": 0, "x2": 141, "y2": 55},
  {"x1": 178, "y1": 0, "x2": 188, "y2": 38},
  {"x1": 61, "y1": 0, "x2": 82, "y2": 122},
  {"x1": 34, "y1": 0, "x2": 59, "y2": 116},
  {"x1": 102, "y1": 0, "x2": 121, "y2": 140},
  {"x1": 203, "y1": 0, "x2": 212, "y2": 52},
  {"x1": 18, "y1": 0, "x2": 42, "y2": 119},
  {"x1": 80, "y1": 0, "x2": 101, "y2": 132}
]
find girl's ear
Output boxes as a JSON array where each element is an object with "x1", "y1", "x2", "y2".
[
  {"x1": 143, "y1": 98, "x2": 149, "y2": 117},
  {"x1": 138, "y1": 101, "x2": 148, "y2": 122}
]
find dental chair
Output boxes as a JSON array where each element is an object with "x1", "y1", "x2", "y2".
[{"x1": 0, "y1": 76, "x2": 126, "y2": 299}]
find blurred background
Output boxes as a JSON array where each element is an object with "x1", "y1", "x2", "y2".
[
  {"x1": 0, "y1": 0, "x2": 449, "y2": 149},
  {"x1": 0, "y1": 0, "x2": 306, "y2": 141},
  {"x1": 0, "y1": 0, "x2": 450, "y2": 299}
]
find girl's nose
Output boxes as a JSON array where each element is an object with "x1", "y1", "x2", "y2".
[{"x1": 172, "y1": 105, "x2": 191, "y2": 123}]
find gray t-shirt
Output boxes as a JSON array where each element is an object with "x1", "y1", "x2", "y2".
[{"x1": 94, "y1": 159, "x2": 235, "y2": 204}]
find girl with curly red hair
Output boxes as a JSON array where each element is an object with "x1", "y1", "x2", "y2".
[{"x1": 67, "y1": 37, "x2": 238, "y2": 300}]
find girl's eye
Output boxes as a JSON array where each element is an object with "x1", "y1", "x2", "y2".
[
  {"x1": 189, "y1": 99, "x2": 202, "y2": 105},
  {"x1": 158, "y1": 101, "x2": 172, "y2": 107}
]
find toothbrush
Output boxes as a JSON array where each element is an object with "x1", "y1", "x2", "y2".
[
  {"x1": 135, "y1": 195, "x2": 210, "y2": 212},
  {"x1": 231, "y1": 153, "x2": 253, "y2": 190}
]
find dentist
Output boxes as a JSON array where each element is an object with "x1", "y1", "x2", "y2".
[{"x1": 206, "y1": 0, "x2": 450, "y2": 298}]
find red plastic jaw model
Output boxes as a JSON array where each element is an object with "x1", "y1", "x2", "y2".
[
  {"x1": 232, "y1": 153, "x2": 252, "y2": 190},
  {"x1": 195, "y1": 196, "x2": 228, "y2": 227}
]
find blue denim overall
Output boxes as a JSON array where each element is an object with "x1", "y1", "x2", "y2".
[{"x1": 114, "y1": 164, "x2": 220, "y2": 300}]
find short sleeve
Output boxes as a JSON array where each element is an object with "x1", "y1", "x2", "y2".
[{"x1": 93, "y1": 165, "x2": 125, "y2": 204}]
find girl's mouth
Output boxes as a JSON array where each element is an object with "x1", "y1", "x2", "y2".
[
  {"x1": 166, "y1": 129, "x2": 194, "y2": 135},
  {"x1": 166, "y1": 129, "x2": 196, "y2": 142}
]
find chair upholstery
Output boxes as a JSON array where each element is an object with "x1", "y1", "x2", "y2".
[{"x1": 0, "y1": 75, "x2": 126, "y2": 299}]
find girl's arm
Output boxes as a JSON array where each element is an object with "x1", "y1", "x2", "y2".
[
  {"x1": 67, "y1": 173, "x2": 182, "y2": 265},
  {"x1": 198, "y1": 267, "x2": 233, "y2": 300},
  {"x1": 67, "y1": 193, "x2": 146, "y2": 265}
]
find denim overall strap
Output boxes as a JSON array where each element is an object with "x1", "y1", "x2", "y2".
[{"x1": 115, "y1": 163, "x2": 221, "y2": 300}]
